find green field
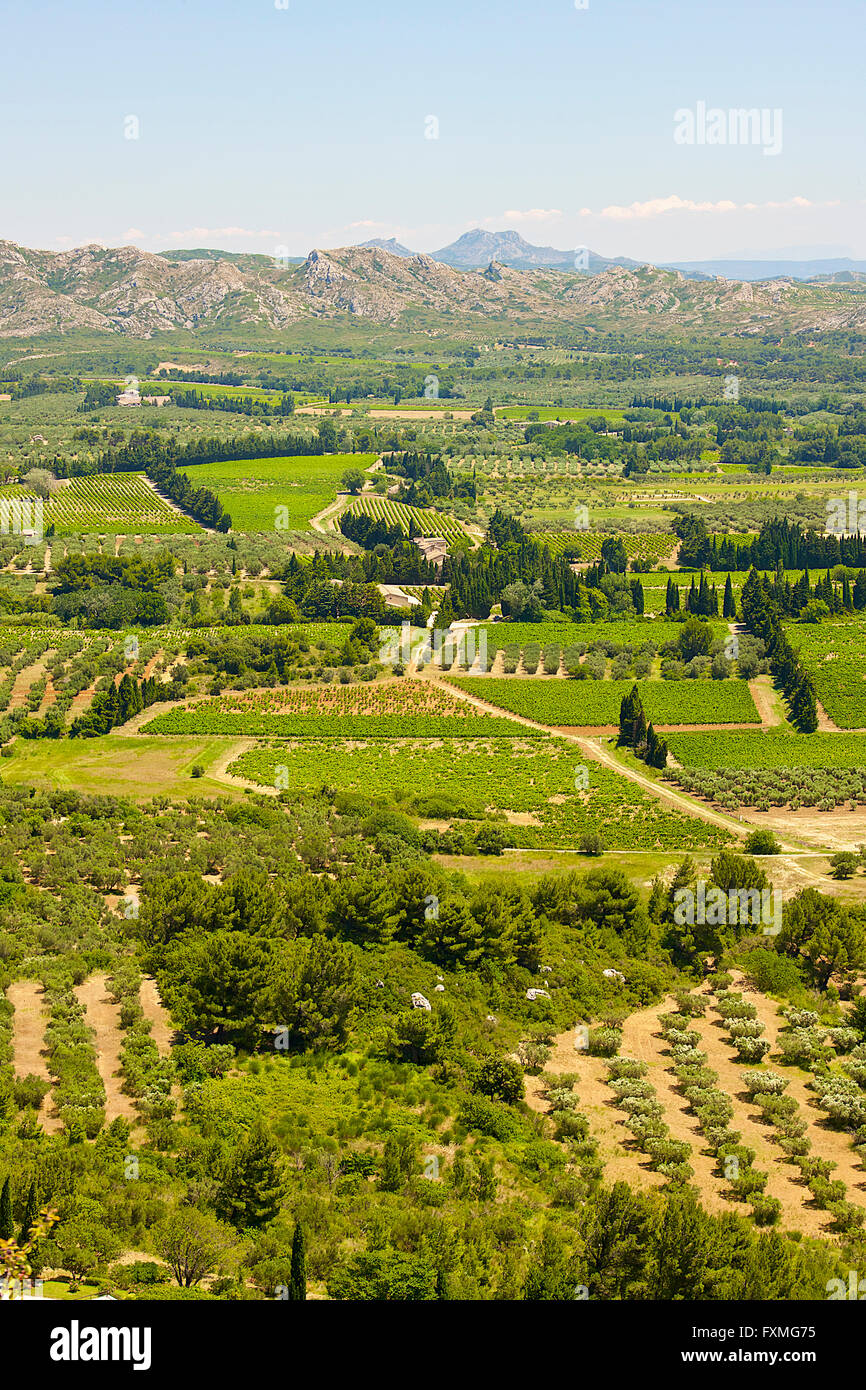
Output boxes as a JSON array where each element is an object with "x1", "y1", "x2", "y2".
[
  {"x1": 477, "y1": 618, "x2": 692, "y2": 654},
  {"x1": 182, "y1": 455, "x2": 376, "y2": 531},
  {"x1": 786, "y1": 618, "x2": 866, "y2": 729},
  {"x1": 231, "y1": 737, "x2": 733, "y2": 850},
  {"x1": 529, "y1": 531, "x2": 674, "y2": 564},
  {"x1": 448, "y1": 677, "x2": 761, "y2": 727},
  {"x1": 667, "y1": 730, "x2": 866, "y2": 769}
]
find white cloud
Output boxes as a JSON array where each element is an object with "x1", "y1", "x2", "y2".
[
  {"x1": 600, "y1": 195, "x2": 738, "y2": 220},
  {"x1": 593, "y1": 193, "x2": 842, "y2": 221}
]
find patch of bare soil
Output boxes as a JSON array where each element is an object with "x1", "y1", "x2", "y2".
[
  {"x1": 738, "y1": 805, "x2": 866, "y2": 853},
  {"x1": 816, "y1": 700, "x2": 842, "y2": 733},
  {"x1": 37, "y1": 674, "x2": 57, "y2": 717},
  {"x1": 729, "y1": 972, "x2": 866, "y2": 1203},
  {"x1": 620, "y1": 998, "x2": 744, "y2": 1218},
  {"x1": 9, "y1": 659, "x2": 50, "y2": 711},
  {"x1": 68, "y1": 684, "x2": 97, "y2": 721},
  {"x1": 74, "y1": 974, "x2": 138, "y2": 1124},
  {"x1": 209, "y1": 739, "x2": 266, "y2": 792},
  {"x1": 7, "y1": 980, "x2": 61, "y2": 1133},
  {"x1": 139, "y1": 977, "x2": 174, "y2": 1055},
  {"x1": 693, "y1": 991, "x2": 831, "y2": 1237},
  {"x1": 525, "y1": 1028, "x2": 666, "y2": 1194}
]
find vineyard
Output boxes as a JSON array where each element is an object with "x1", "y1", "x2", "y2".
[
  {"x1": 0, "y1": 475, "x2": 199, "y2": 535},
  {"x1": 231, "y1": 737, "x2": 734, "y2": 850},
  {"x1": 528, "y1": 531, "x2": 674, "y2": 565},
  {"x1": 346, "y1": 495, "x2": 468, "y2": 542},
  {"x1": 667, "y1": 731, "x2": 866, "y2": 769},
  {"x1": 143, "y1": 680, "x2": 531, "y2": 738},
  {"x1": 786, "y1": 618, "x2": 866, "y2": 729},
  {"x1": 477, "y1": 619, "x2": 693, "y2": 661},
  {"x1": 448, "y1": 677, "x2": 761, "y2": 727}
]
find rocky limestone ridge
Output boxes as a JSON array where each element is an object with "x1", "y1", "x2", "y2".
[{"x1": 0, "y1": 239, "x2": 862, "y2": 338}]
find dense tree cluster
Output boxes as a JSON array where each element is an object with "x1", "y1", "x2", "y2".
[
  {"x1": 617, "y1": 684, "x2": 668, "y2": 769},
  {"x1": 740, "y1": 568, "x2": 818, "y2": 732}
]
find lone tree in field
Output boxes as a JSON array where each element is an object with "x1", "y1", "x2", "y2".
[
  {"x1": 341, "y1": 467, "x2": 366, "y2": 495},
  {"x1": 288, "y1": 1222, "x2": 306, "y2": 1301}
]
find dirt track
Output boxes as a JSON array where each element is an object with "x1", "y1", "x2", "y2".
[
  {"x1": 7, "y1": 980, "x2": 61, "y2": 1133},
  {"x1": 139, "y1": 977, "x2": 175, "y2": 1055},
  {"x1": 74, "y1": 974, "x2": 138, "y2": 1124}
]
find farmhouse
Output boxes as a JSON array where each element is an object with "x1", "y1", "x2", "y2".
[
  {"x1": 413, "y1": 535, "x2": 449, "y2": 568},
  {"x1": 377, "y1": 583, "x2": 420, "y2": 609}
]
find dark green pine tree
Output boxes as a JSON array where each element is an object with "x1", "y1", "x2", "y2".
[
  {"x1": 0, "y1": 1176, "x2": 13, "y2": 1241},
  {"x1": 216, "y1": 1121, "x2": 285, "y2": 1230},
  {"x1": 722, "y1": 574, "x2": 735, "y2": 619},
  {"x1": 288, "y1": 1222, "x2": 307, "y2": 1301}
]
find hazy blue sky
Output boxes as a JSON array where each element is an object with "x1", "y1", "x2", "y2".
[{"x1": 3, "y1": 0, "x2": 863, "y2": 261}]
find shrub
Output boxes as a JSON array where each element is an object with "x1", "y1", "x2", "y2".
[
  {"x1": 13, "y1": 1073, "x2": 50, "y2": 1111},
  {"x1": 578, "y1": 832, "x2": 605, "y2": 856},
  {"x1": 458, "y1": 1095, "x2": 525, "y2": 1142},
  {"x1": 588, "y1": 1026, "x2": 621, "y2": 1058},
  {"x1": 750, "y1": 1194, "x2": 782, "y2": 1226},
  {"x1": 744, "y1": 829, "x2": 782, "y2": 856},
  {"x1": 743, "y1": 1070, "x2": 788, "y2": 1096},
  {"x1": 743, "y1": 948, "x2": 804, "y2": 997},
  {"x1": 606, "y1": 1057, "x2": 647, "y2": 1080},
  {"x1": 727, "y1": 1018, "x2": 765, "y2": 1040}
]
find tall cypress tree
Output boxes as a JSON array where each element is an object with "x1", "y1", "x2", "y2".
[
  {"x1": 0, "y1": 1176, "x2": 13, "y2": 1240},
  {"x1": 18, "y1": 1179, "x2": 38, "y2": 1245},
  {"x1": 288, "y1": 1222, "x2": 306, "y2": 1302},
  {"x1": 722, "y1": 574, "x2": 735, "y2": 619}
]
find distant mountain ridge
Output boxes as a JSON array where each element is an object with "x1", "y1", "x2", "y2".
[
  {"x1": 428, "y1": 228, "x2": 640, "y2": 274},
  {"x1": 0, "y1": 236, "x2": 864, "y2": 339},
  {"x1": 663, "y1": 256, "x2": 866, "y2": 282},
  {"x1": 364, "y1": 228, "x2": 866, "y2": 283},
  {"x1": 357, "y1": 237, "x2": 415, "y2": 258}
]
